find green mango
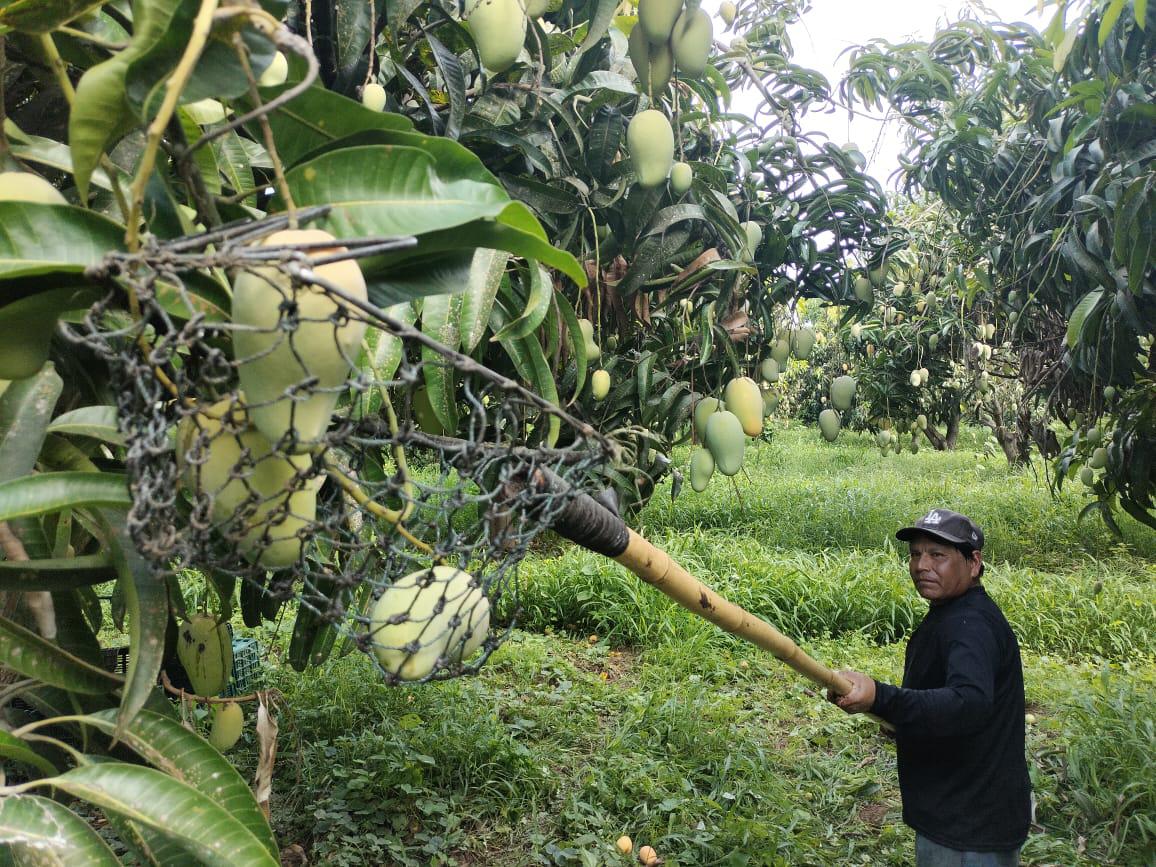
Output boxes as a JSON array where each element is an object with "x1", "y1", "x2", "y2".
[
  {"x1": 818, "y1": 409, "x2": 841, "y2": 442},
  {"x1": 628, "y1": 110, "x2": 675, "y2": 187},
  {"x1": 689, "y1": 448, "x2": 714, "y2": 492},
  {"x1": 671, "y1": 7, "x2": 712, "y2": 76},
  {"x1": 638, "y1": 0, "x2": 682, "y2": 43},
  {"x1": 704, "y1": 410, "x2": 745, "y2": 476}
]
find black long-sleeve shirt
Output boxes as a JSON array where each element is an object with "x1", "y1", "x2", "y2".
[{"x1": 871, "y1": 585, "x2": 1031, "y2": 851}]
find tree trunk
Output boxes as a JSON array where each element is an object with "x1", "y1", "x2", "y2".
[{"x1": 945, "y1": 409, "x2": 960, "y2": 449}]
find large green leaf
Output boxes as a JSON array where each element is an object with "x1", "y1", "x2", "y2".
[
  {"x1": 491, "y1": 261, "x2": 553, "y2": 342},
  {"x1": 365, "y1": 250, "x2": 477, "y2": 306},
  {"x1": 366, "y1": 202, "x2": 585, "y2": 285},
  {"x1": 34, "y1": 764, "x2": 278, "y2": 867},
  {"x1": 0, "y1": 204, "x2": 124, "y2": 278},
  {"x1": 419, "y1": 293, "x2": 462, "y2": 433},
  {"x1": 68, "y1": 0, "x2": 184, "y2": 200},
  {"x1": 126, "y1": 1, "x2": 276, "y2": 117},
  {"x1": 0, "y1": 730, "x2": 58, "y2": 778},
  {"x1": 0, "y1": 472, "x2": 130, "y2": 522},
  {"x1": 490, "y1": 300, "x2": 560, "y2": 446},
  {"x1": 1065, "y1": 288, "x2": 1105, "y2": 349},
  {"x1": 45, "y1": 405, "x2": 124, "y2": 446},
  {"x1": 4, "y1": 119, "x2": 126, "y2": 192},
  {"x1": 0, "y1": 794, "x2": 120, "y2": 865},
  {"x1": 257, "y1": 85, "x2": 412, "y2": 167},
  {"x1": 459, "y1": 249, "x2": 509, "y2": 354},
  {"x1": 0, "y1": 613, "x2": 123, "y2": 693},
  {"x1": 100, "y1": 513, "x2": 169, "y2": 734},
  {"x1": 282, "y1": 144, "x2": 510, "y2": 239},
  {"x1": 0, "y1": 363, "x2": 62, "y2": 484},
  {"x1": 82, "y1": 709, "x2": 279, "y2": 858},
  {"x1": 0, "y1": 0, "x2": 103, "y2": 32},
  {"x1": 0, "y1": 553, "x2": 115, "y2": 592}
]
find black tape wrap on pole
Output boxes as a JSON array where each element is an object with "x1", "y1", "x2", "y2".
[{"x1": 529, "y1": 467, "x2": 630, "y2": 558}]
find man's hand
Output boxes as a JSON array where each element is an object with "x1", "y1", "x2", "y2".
[{"x1": 827, "y1": 670, "x2": 876, "y2": 714}]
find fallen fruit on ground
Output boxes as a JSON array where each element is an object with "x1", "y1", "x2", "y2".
[
  {"x1": 208, "y1": 702, "x2": 245, "y2": 752},
  {"x1": 638, "y1": 845, "x2": 658, "y2": 865},
  {"x1": 628, "y1": 110, "x2": 675, "y2": 187},
  {"x1": 232, "y1": 228, "x2": 369, "y2": 450},
  {"x1": 616, "y1": 835, "x2": 633, "y2": 854},
  {"x1": 369, "y1": 566, "x2": 491, "y2": 681}
]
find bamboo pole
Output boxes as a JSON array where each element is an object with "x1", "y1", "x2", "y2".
[{"x1": 613, "y1": 528, "x2": 852, "y2": 694}]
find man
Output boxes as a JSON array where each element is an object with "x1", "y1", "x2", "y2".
[{"x1": 829, "y1": 509, "x2": 1031, "y2": 866}]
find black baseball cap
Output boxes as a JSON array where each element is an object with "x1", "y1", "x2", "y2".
[{"x1": 896, "y1": 509, "x2": 984, "y2": 550}]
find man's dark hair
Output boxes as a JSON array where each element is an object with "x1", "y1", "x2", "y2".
[{"x1": 957, "y1": 543, "x2": 985, "y2": 578}]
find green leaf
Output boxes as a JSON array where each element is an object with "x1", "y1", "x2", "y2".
[
  {"x1": 490, "y1": 301, "x2": 560, "y2": 446},
  {"x1": 102, "y1": 513, "x2": 169, "y2": 736},
  {"x1": 0, "y1": 612, "x2": 123, "y2": 693},
  {"x1": 1065, "y1": 289, "x2": 1104, "y2": 349},
  {"x1": 34, "y1": 764, "x2": 279, "y2": 867},
  {"x1": 68, "y1": 0, "x2": 184, "y2": 200},
  {"x1": 491, "y1": 261, "x2": 553, "y2": 342},
  {"x1": 0, "y1": 553, "x2": 115, "y2": 592},
  {"x1": 0, "y1": 204, "x2": 124, "y2": 278},
  {"x1": 553, "y1": 290, "x2": 587, "y2": 404},
  {"x1": 459, "y1": 249, "x2": 509, "y2": 354},
  {"x1": 0, "y1": 472, "x2": 131, "y2": 522},
  {"x1": 1099, "y1": 0, "x2": 1128, "y2": 44},
  {"x1": 1137, "y1": 0, "x2": 1149, "y2": 30},
  {"x1": 427, "y1": 31, "x2": 466, "y2": 140},
  {"x1": 4, "y1": 118, "x2": 126, "y2": 192},
  {"x1": 578, "y1": 0, "x2": 618, "y2": 54},
  {"x1": 283, "y1": 144, "x2": 510, "y2": 238},
  {"x1": 83, "y1": 709, "x2": 279, "y2": 858},
  {"x1": 257, "y1": 85, "x2": 412, "y2": 167},
  {"x1": 0, "y1": 0, "x2": 104, "y2": 33},
  {"x1": 0, "y1": 794, "x2": 120, "y2": 864},
  {"x1": 46, "y1": 405, "x2": 124, "y2": 446},
  {"x1": 0, "y1": 730, "x2": 57, "y2": 777},
  {"x1": 372, "y1": 202, "x2": 585, "y2": 285},
  {"x1": 366, "y1": 250, "x2": 476, "y2": 307},
  {"x1": 0, "y1": 363, "x2": 62, "y2": 483},
  {"x1": 420, "y1": 293, "x2": 462, "y2": 433}
]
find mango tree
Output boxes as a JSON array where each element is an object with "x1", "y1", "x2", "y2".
[{"x1": 843, "y1": 0, "x2": 1156, "y2": 526}]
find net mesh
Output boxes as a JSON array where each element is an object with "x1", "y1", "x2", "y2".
[{"x1": 71, "y1": 208, "x2": 617, "y2": 684}]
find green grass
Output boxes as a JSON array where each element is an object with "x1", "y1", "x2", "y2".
[{"x1": 247, "y1": 425, "x2": 1155, "y2": 866}]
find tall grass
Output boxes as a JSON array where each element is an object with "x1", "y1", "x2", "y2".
[
  {"x1": 513, "y1": 535, "x2": 1155, "y2": 661},
  {"x1": 643, "y1": 425, "x2": 1156, "y2": 570}
]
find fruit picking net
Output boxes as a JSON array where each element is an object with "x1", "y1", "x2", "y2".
[{"x1": 71, "y1": 208, "x2": 618, "y2": 684}]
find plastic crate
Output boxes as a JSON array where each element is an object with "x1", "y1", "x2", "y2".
[
  {"x1": 101, "y1": 645, "x2": 130, "y2": 674},
  {"x1": 99, "y1": 631, "x2": 262, "y2": 697},
  {"x1": 225, "y1": 636, "x2": 261, "y2": 697}
]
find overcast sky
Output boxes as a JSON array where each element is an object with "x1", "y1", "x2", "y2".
[{"x1": 704, "y1": 1, "x2": 1051, "y2": 187}]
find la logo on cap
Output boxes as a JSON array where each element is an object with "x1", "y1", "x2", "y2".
[{"x1": 923, "y1": 510, "x2": 944, "y2": 525}]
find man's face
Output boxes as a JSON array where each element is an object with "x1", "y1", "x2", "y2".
[{"x1": 907, "y1": 534, "x2": 981, "y2": 605}]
